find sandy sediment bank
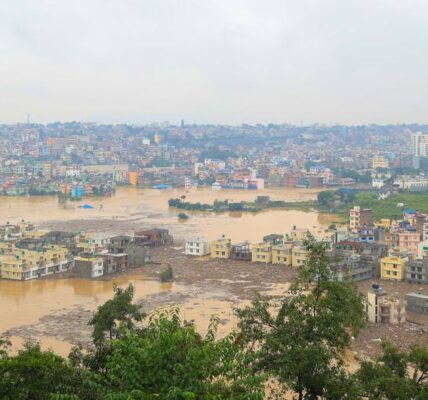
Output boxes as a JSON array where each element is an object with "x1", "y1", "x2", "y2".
[{"x1": 4, "y1": 245, "x2": 427, "y2": 361}]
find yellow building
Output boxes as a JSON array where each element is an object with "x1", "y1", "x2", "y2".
[
  {"x1": 0, "y1": 246, "x2": 71, "y2": 280},
  {"x1": 272, "y1": 243, "x2": 293, "y2": 265},
  {"x1": 44, "y1": 162, "x2": 52, "y2": 179},
  {"x1": 23, "y1": 229, "x2": 49, "y2": 239},
  {"x1": 372, "y1": 155, "x2": 389, "y2": 169},
  {"x1": 75, "y1": 233, "x2": 108, "y2": 255},
  {"x1": 251, "y1": 242, "x2": 272, "y2": 263},
  {"x1": 374, "y1": 218, "x2": 391, "y2": 229},
  {"x1": 210, "y1": 237, "x2": 231, "y2": 259},
  {"x1": 380, "y1": 256, "x2": 407, "y2": 281},
  {"x1": 292, "y1": 246, "x2": 308, "y2": 267},
  {"x1": 367, "y1": 290, "x2": 405, "y2": 324}
]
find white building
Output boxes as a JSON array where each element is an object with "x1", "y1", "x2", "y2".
[
  {"x1": 372, "y1": 177, "x2": 387, "y2": 189},
  {"x1": 417, "y1": 240, "x2": 428, "y2": 258},
  {"x1": 65, "y1": 165, "x2": 81, "y2": 177},
  {"x1": 185, "y1": 237, "x2": 210, "y2": 256},
  {"x1": 411, "y1": 132, "x2": 428, "y2": 157},
  {"x1": 393, "y1": 175, "x2": 428, "y2": 191},
  {"x1": 74, "y1": 257, "x2": 104, "y2": 278}
]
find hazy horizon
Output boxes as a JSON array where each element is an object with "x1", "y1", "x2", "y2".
[{"x1": 1, "y1": 1, "x2": 428, "y2": 125}]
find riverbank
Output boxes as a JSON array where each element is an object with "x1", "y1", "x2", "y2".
[{"x1": 3, "y1": 246, "x2": 427, "y2": 360}]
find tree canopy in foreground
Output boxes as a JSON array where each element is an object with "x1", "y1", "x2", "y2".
[{"x1": 0, "y1": 238, "x2": 426, "y2": 399}]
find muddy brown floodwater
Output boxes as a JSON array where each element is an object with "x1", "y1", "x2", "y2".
[
  {"x1": 0, "y1": 187, "x2": 342, "y2": 356},
  {"x1": 0, "y1": 186, "x2": 337, "y2": 242}
]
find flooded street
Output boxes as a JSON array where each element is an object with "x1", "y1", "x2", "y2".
[{"x1": 0, "y1": 187, "x2": 333, "y2": 355}]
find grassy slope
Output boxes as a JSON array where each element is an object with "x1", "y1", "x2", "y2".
[{"x1": 331, "y1": 191, "x2": 428, "y2": 221}]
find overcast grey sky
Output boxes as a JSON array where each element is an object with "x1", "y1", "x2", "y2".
[{"x1": 1, "y1": 0, "x2": 427, "y2": 125}]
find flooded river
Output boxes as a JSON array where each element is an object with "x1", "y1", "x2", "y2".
[
  {"x1": 0, "y1": 187, "x2": 337, "y2": 355},
  {"x1": 0, "y1": 186, "x2": 337, "y2": 242}
]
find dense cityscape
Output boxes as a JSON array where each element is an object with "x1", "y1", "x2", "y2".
[
  {"x1": 1, "y1": 121, "x2": 428, "y2": 196},
  {"x1": 1, "y1": 0, "x2": 428, "y2": 398}
]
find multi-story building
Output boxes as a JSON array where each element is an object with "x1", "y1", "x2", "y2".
[
  {"x1": 331, "y1": 252, "x2": 374, "y2": 282},
  {"x1": 393, "y1": 175, "x2": 428, "y2": 192},
  {"x1": 251, "y1": 242, "x2": 272, "y2": 263},
  {"x1": 412, "y1": 132, "x2": 428, "y2": 156},
  {"x1": 406, "y1": 257, "x2": 428, "y2": 284},
  {"x1": 102, "y1": 253, "x2": 128, "y2": 274},
  {"x1": 0, "y1": 246, "x2": 72, "y2": 280},
  {"x1": 380, "y1": 255, "x2": 407, "y2": 281},
  {"x1": 372, "y1": 155, "x2": 389, "y2": 169},
  {"x1": 292, "y1": 246, "x2": 308, "y2": 267},
  {"x1": 349, "y1": 206, "x2": 373, "y2": 232},
  {"x1": 411, "y1": 132, "x2": 428, "y2": 167},
  {"x1": 367, "y1": 288, "x2": 405, "y2": 324},
  {"x1": 134, "y1": 229, "x2": 173, "y2": 247},
  {"x1": 398, "y1": 231, "x2": 420, "y2": 255},
  {"x1": 185, "y1": 237, "x2": 210, "y2": 256},
  {"x1": 358, "y1": 226, "x2": 376, "y2": 243},
  {"x1": 210, "y1": 237, "x2": 231, "y2": 259},
  {"x1": 272, "y1": 243, "x2": 293, "y2": 265},
  {"x1": 74, "y1": 256, "x2": 104, "y2": 279},
  {"x1": 230, "y1": 242, "x2": 251, "y2": 261}
]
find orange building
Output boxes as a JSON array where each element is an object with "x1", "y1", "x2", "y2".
[{"x1": 128, "y1": 171, "x2": 138, "y2": 186}]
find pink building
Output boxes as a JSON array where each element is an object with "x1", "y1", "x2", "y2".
[{"x1": 398, "y1": 232, "x2": 421, "y2": 255}]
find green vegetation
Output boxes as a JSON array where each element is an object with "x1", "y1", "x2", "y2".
[
  {"x1": 0, "y1": 243, "x2": 426, "y2": 399},
  {"x1": 170, "y1": 189, "x2": 428, "y2": 221},
  {"x1": 317, "y1": 190, "x2": 428, "y2": 220},
  {"x1": 177, "y1": 212, "x2": 189, "y2": 220},
  {"x1": 159, "y1": 265, "x2": 173, "y2": 282},
  {"x1": 237, "y1": 238, "x2": 366, "y2": 399},
  {"x1": 168, "y1": 197, "x2": 318, "y2": 214},
  {"x1": 333, "y1": 168, "x2": 372, "y2": 183},
  {"x1": 357, "y1": 341, "x2": 428, "y2": 399}
]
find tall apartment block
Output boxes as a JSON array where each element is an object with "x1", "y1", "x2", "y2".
[{"x1": 349, "y1": 206, "x2": 373, "y2": 232}]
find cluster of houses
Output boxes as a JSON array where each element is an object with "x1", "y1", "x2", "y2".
[
  {"x1": 185, "y1": 204, "x2": 428, "y2": 321},
  {"x1": 0, "y1": 221, "x2": 172, "y2": 280},
  {"x1": 185, "y1": 233, "x2": 312, "y2": 268},
  {"x1": 185, "y1": 206, "x2": 428, "y2": 286}
]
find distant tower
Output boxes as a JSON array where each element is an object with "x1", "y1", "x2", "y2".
[
  {"x1": 411, "y1": 132, "x2": 428, "y2": 169},
  {"x1": 26, "y1": 114, "x2": 30, "y2": 125},
  {"x1": 181, "y1": 119, "x2": 184, "y2": 129}
]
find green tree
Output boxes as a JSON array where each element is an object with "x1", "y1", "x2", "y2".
[
  {"x1": 0, "y1": 342, "x2": 86, "y2": 400},
  {"x1": 237, "y1": 237, "x2": 365, "y2": 399},
  {"x1": 99, "y1": 307, "x2": 265, "y2": 399},
  {"x1": 317, "y1": 190, "x2": 335, "y2": 207},
  {"x1": 89, "y1": 284, "x2": 144, "y2": 346},
  {"x1": 357, "y1": 341, "x2": 428, "y2": 399}
]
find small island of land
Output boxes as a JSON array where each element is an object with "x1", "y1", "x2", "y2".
[
  {"x1": 168, "y1": 196, "x2": 317, "y2": 213},
  {"x1": 169, "y1": 189, "x2": 428, "y2": 221}
]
